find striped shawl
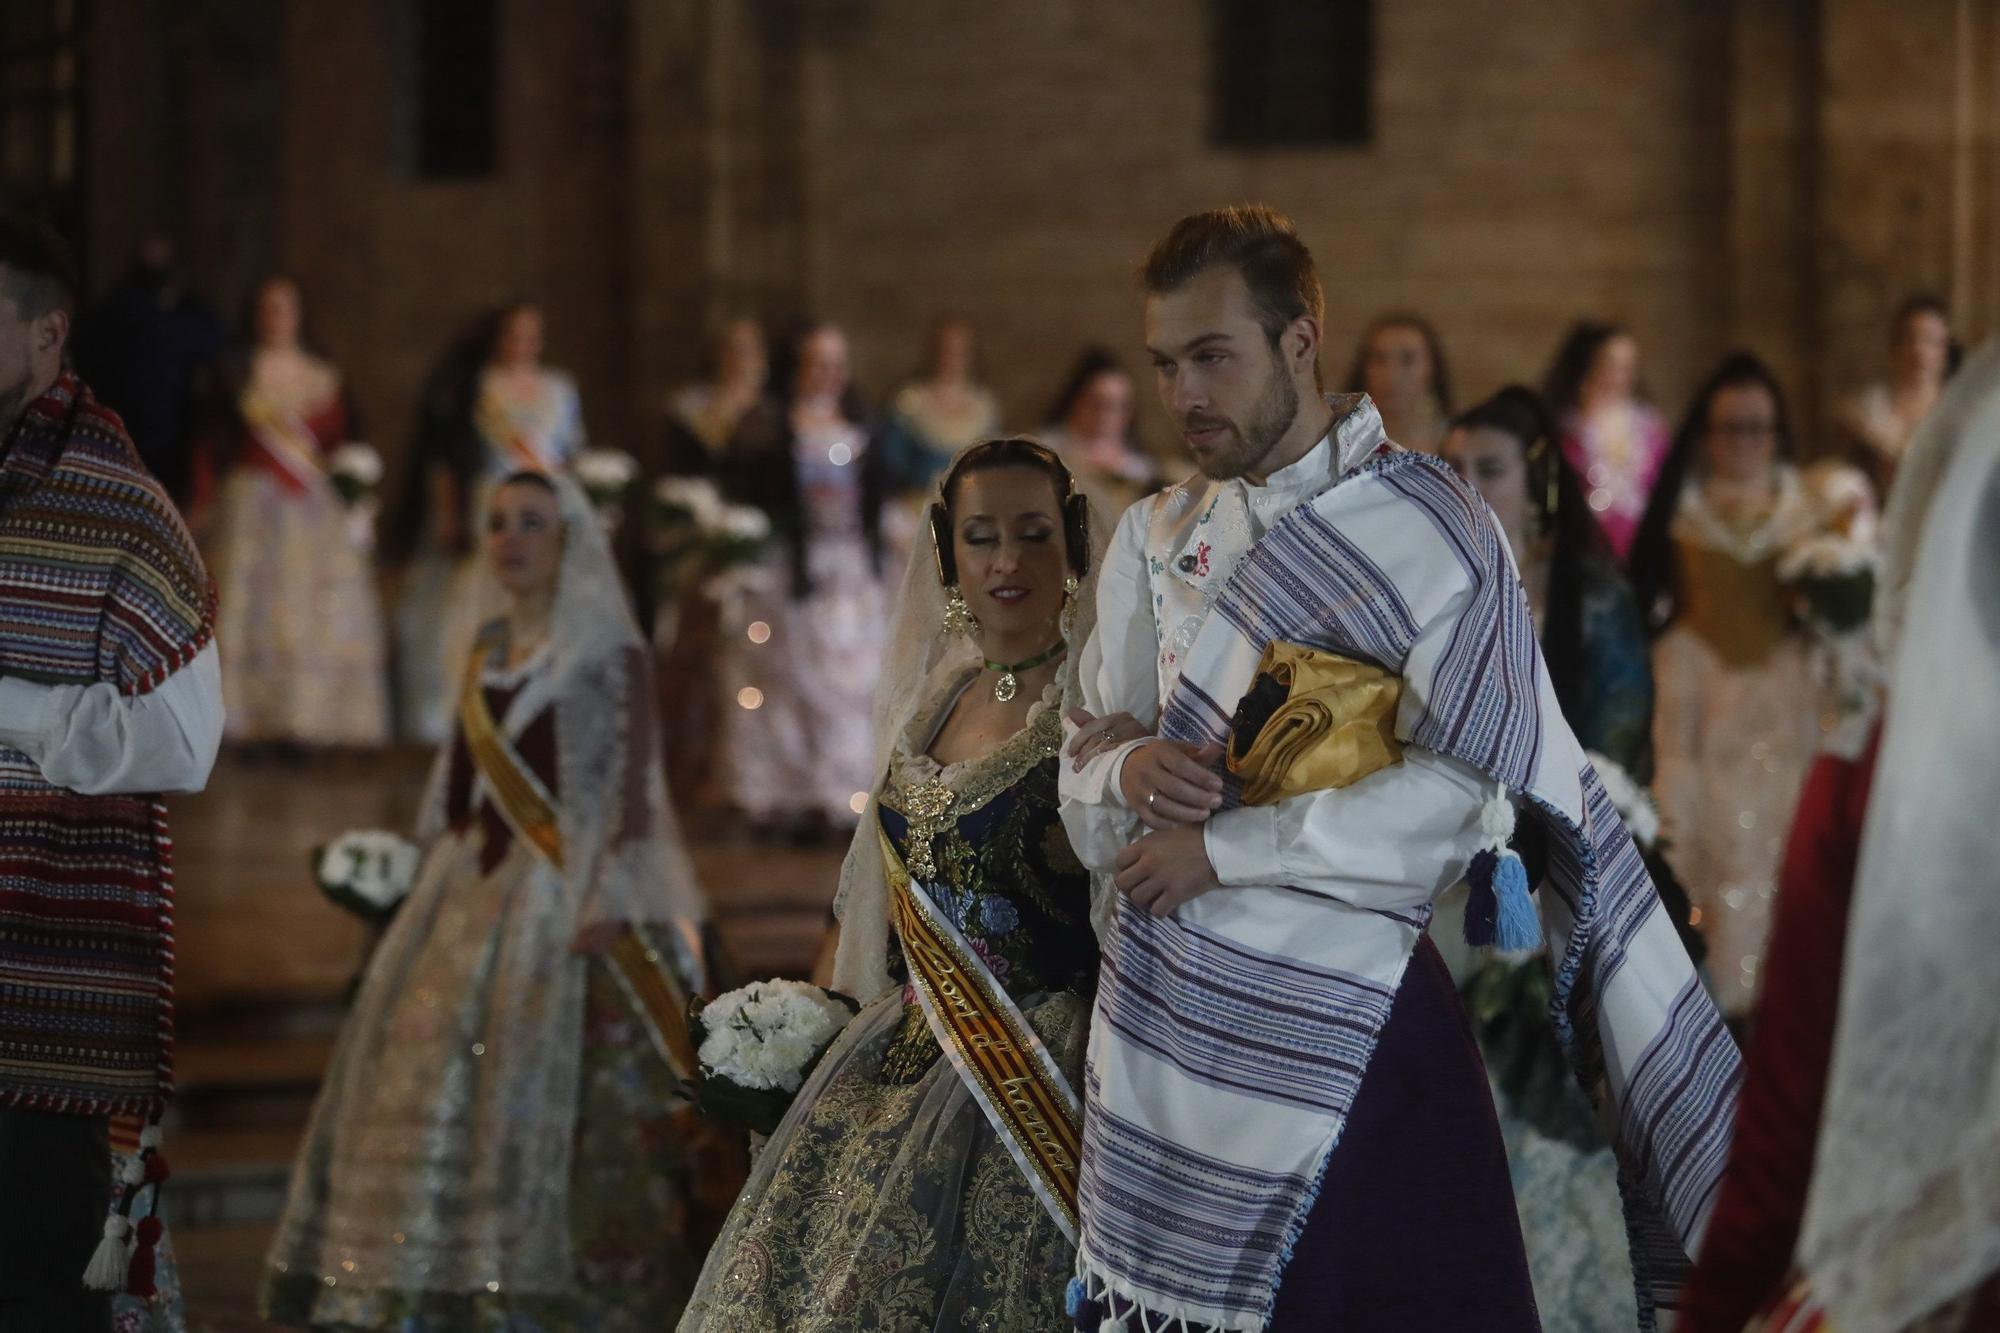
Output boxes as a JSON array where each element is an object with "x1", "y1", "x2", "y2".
[
  {"x1": 1074, "y1": 451, "x2": 1741, "y2": 1331},
  {"x1": 0, "y1": 371, "x2": 213, "y2": 1115}
]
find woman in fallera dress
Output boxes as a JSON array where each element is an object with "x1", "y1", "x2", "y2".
[
  {"x1": 682, "y1": 440, "x2": 1109, "y2": 1332},
  {"x1": 391, "y1": 301, "x2": 587, "y2": 743},
  {"x1": 202, "y1": 275, "x2": 390, "y2": 747},
  {"x1": 716, "y1": 321, "x2": 890, "y2": 836},
  {"x1": 663, "y1": 316, "x2": 768, "y2": 479},
  {"x1": 884, "y1": 313, "x2": 1003, "y2": 492},
  {"x1": 265, "y1": 473, "x2": 709, "y2": 1331},
  {"x1": 1838, "y1": 292, "x2": 1957, "y2": 501},
  {"x1": 1543, "y1": 321, "x2": 1672, "y2": 564},
  {"x1": 1629, "y1": 353, "x2": 1853, "y2": 1019}
]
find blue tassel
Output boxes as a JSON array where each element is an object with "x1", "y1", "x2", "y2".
[
  {"x1": 1463, "y1": 848, "x2": 1499, "y2": 947},
  {"x1": 1064, "y1": 1277, "x2": 1090, "y2": 1324},
  {"x1": 1491, "y1": 850, "x2": 1541, "y2": 951}
]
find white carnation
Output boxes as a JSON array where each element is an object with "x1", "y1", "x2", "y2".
[
  {"x1": 573, "y1": 448, "x2": 639, "y2": 491},
  {"x1": 1586, "y1": 752, "x2": 1661, "y2": 849},
  {"x1": 698, "y1": 979, "x2": 852, "y2": 1093},
  {"x1": 328, "y1": 443, "x2": 384, "y2": 486},
  {"x1": 718, "y1": 503, "x2": 771, "y2": 541},
  {"x1": 317, "y1": 829, "x2": 421, "y2": 910},
  {"x1": 655, "y1": 475, "x2": 725, "y2": 526},
  {"x1": 1777, "y1": 532, "x2": 1879, "y2": 582}
]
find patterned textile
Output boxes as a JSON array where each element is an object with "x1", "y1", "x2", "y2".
[
  {"x1": 0, "y1": 371, "x2": 212, "y2": 1115},
  {"x1": 1074, "y1": 451, "x2": 1740, "y2": 1332},
  {"x1": 263, "y1": 964, "x2": 695, "y2": 1331},
  {"x1": 682, "y1": 675, "x2": 1096, "y2": 1332}
]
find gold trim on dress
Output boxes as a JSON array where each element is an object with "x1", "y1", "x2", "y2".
[{"x1": 880, "y1": 824, "x2": 1082, "y2": 1240}]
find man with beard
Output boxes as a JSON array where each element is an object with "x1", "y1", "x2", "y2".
[
  {"x1": 0, "y1": 215, "x2": 221, "y2": 1330},
  {"x1": 1057, "y1": 207, "x2": 1737, "y2": 1331}
]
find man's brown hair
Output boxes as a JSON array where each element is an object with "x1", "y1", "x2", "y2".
[{"x1": 1140, "y1": 205, "x2": 1324, "y2": 347}]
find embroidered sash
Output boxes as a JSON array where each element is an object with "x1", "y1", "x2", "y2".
[
  {"x1": 879, "y1": 824, "x2": 1083, "y2": 1240},
  {"x1": 457, "y1": 650, "x2": 697, "y2": 1082},
  {"x1": 239, "y1": 391, "x2": 328, "y2": 496},
  {"x1": 457, "y1": 651, "x2": 563, "y2": 870}
]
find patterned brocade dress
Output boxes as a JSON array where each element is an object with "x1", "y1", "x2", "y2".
[
  {"x1": 682, "y1": 683, "x2": 1097, "y2": 1332},
  {"x1": 264, "y1": 641, "x2": 695, "y2": 1332}
]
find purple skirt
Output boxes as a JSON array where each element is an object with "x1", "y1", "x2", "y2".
[{"x1": 1266, "y1": 934, "x2": 1540, "y2": 1331}]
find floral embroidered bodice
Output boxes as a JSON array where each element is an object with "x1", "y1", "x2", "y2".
[{"x1": 873, "y1": 675, "x2": 1098, "y2": 1080}]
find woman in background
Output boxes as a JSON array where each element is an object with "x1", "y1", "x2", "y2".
[
  {"x1": 883, "y1": 312, "x2": 1001, "y2": 492},
  {"x1": 1543, "y1": 320, "x2": 1671, "y2": 563},
  {"x1": 1629, "y1": 353, "x2": 1851, "y2": 1019},
  {"x1": 664, "y1": 317, "x2": 768, "y2": 479},
  {"x1": 204, "y1": 275, "x2": 390, "y2": 748},
  {"x1": 1038, "y1": 347, "x2": 1156, "y2": 520},
  {"x1": 390, "y1": 301, "x2": 585, "y2": 742},
  {"x1": 266, "y1": 473, "x2": 708, "y2": 1331},
  {"x1": 1839, "y1": 292, "x2": 1957, "y2": 501},
  {"x1": 1345, "y1": 311, "x2": 1453, "y2": 454},
  {"x1": 717, "y1": 321, "x2": 889, "y2": 838}
]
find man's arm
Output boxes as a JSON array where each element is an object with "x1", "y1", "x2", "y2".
[
  {"x1": 1200, "y1": 746, "x2": 1491, "y2": 913},
  {"x1": 0, "y1": 641, "x2": 224, "y2": 794},
  {"x1": 1058, "y1": 501, "x2": 1160, "y2": 872}
]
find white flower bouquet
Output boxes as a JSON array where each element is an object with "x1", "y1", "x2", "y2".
[
  {"x1": 691, "y1": 978, "x2": 859, "y2": 1134},
  {"x1": 572, "y1": 448, "x2": 641, "y2": 511},
  {"x1": 313, "y1": 830, "x2": 421, "y2": 921},
  {"x1": 1779, "y1": 533, "x2": 1879, "y2": 636},
  {"x1": 650, "y1": 476, "x2": 773, "y2": 601},
  {"x1": 327, "y1": 443, "x2": 384, "y2": 507},
  {"x1": 1781, "y1": 462, "x2": 1881, "y2": 637}
]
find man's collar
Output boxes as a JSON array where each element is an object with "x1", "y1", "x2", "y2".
[{"x1": 1250, "y1": 393, "x2": 1384, "y2": 495}]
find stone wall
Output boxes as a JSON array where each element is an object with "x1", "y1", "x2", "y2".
[{"x1": 79, "y1": 0, "x2": 2000, "y2": 481}]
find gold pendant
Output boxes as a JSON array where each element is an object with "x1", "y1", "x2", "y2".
[{"x1": 993, "y1": 671, "x2": 1018, "y2": 703}]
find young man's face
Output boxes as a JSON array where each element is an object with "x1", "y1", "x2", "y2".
[{"x1": 1145, "y1": 265, "x2": 1298, "y2": 481}]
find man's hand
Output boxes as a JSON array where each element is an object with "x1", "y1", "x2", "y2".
[
  {"x1": 1114, "y1": 825, "x2": 1222, "y2": 917},
  {"x1": 1119, "y1": 738, "x2": 1225, "y2": 829},
  {"x1": 1065, "y1": 707, "x2": 1150, "y2": 772}
]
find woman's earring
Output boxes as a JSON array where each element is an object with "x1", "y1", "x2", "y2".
[
  {"x1": 943, "y1": 586, "x2": 978, "y2": 638},
  {"x1": 1059, "y1": 574, "x2": 1080, "y2": 640}
]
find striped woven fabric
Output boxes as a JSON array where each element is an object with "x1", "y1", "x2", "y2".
[
  {"x1": 0, "y1": 371, "x2": 212, "y2": 1116},
  {"x1": 1073, "y1": 451, "x2": 1741, "y2": 1332}
]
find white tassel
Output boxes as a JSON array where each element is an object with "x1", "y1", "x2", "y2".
[
  {"x1": 1478, "y1": 783, "x2": 1516, "y2": 844},
  {"x1": 82, "y1": 1214, "x2": 132, "y2": 1291},
  {"x1": 120, "y1": 1155, "x2": 147, "y2": 1187},
  {"x1": 139, "y1": 1124, "x2": 163, "y2": 1152}
]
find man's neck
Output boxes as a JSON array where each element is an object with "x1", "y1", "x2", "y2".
[{"x1": 1244, "y1": 392, "x2": 1336, "y2": 487}]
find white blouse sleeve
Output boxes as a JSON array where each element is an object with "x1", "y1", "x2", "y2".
[
  {"x1": 1201, "y1": 746, "x2": 1489, "y2": 915},
  {"x1": 0, "y1": 641, "x2": 224, "y2": 795}
]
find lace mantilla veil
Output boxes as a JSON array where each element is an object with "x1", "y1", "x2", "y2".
[
  {"x1": 829, "y1": 468, "x2": 1114, "y2": 1001},
  {"x1": 1794, "y1": 340, "x2": 2000, "y2": 1330},
  {"x1": 415, "y1": 472, "x2": 709, "y2": 975}
]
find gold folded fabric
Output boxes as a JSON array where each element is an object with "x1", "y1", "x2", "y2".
[{"x1": 1226, "y1": 641, "x2": 1405, "y2": 806}]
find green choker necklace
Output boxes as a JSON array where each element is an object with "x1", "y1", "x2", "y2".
[{"x1": 983, "y1": 641, "x2": 1067, "y2": 703}]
